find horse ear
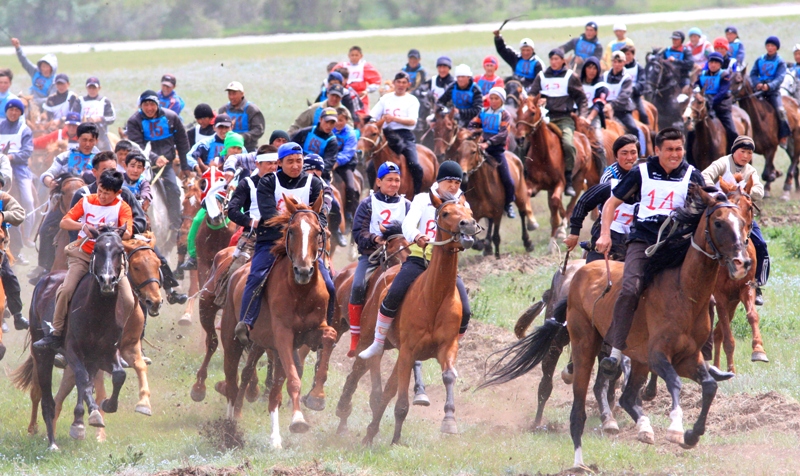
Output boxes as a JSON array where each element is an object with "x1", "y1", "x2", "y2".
[
  {"x1": 86, "y1": 225, "x2": 100, "y2": 239},
  {"x1": 718, "y1": 177, "x2": 735, "y2": 194},
  {"x1": 283, "y1": 193, "x2": 298, "y2": 214},
  {"x1": 376, "y1": 118, "x2": 385, "y2": 129},
  {"x1": 744, "y1": 174, "x2": 754, "y2": 194},
  {"x1": 448, "y1": 108, "x2": 456, "y2": 119},
  {"x1": 311, "y1": 191, "x2": 324, "y2": 214},
  {"x1": 116, "y1": 224, "x2": 127, "y2": 238},
  {"x1": 430, "y1": 190, "x2": 442, "y2": 208}
]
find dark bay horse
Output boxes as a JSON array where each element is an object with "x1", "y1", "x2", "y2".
[
  {"x1": 687, "y1": 95, "x2": 727, "y2": 171},
  {"x1": 432, "y1": 106, "x2": 462, "y2": 162},
  {"x1": 643, "y1": 51, "x2": 688, "y2": 130}
]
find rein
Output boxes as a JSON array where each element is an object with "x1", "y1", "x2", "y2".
[
  {"x1": 691, "y1": 202, "x2": 740, "y2": 260},
  {"x1": 127, "y1": 245, "x2": 162, "y2": 294},
  {"x1": 463, "y1": 142, "x2": 488, "y2": 177},
  {"x1": 428, "y1": 198, "x2": 483, "y2": 247},
  {"x1": 360, "y1": 132, "x2": 389, "y2": 160},
  {"x1": 368, "y1": 234, "x2": 407, "y2": 267},
  {"x1": 434, "y1": 123, "x2": 460, "y2": 151}
]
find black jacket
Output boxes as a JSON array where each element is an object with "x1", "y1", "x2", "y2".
[
  {"x1": 255, "y1": 170, "x2": 324, "y2": 243},
  {"x1": 68, "y1": 183, "x2": 148, "y2": 241},
  {"x1": 437, "y1": 80, "x2": 484, "y2": 126},
  {"x1": 126, "y1": 107, "x2": 191, "y2": 170},
  {"x1": 227, "y1": 172, "x2": 262, "y2": 229}
]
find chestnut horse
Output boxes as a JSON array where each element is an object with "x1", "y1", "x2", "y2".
[
  {"x1": 220, "y1": 196, "x2": 336, "y2": 449},
  {"x1": 358, "y1": 119, "x2": 438, "y2": 196},
  {"x1": 176, "y1": 176, "x2": 203, "y2": 324},
  {"x1": 574, "y1": 116, "x2": 624, "y2": 167},
  {"x1": 49, "y1": 176, "x2": 87, "y2": 271},
  {"x1": 687, "y1": 95, "x2": 728, "y2": 172},
  {"x1": 456, "y1": 133, "x2": 536, "y2": 256}
]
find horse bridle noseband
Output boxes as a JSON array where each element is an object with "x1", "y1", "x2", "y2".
[
  {"x1": 428, "y1": 199, "x2": 482, "y2": 248},
  {"x1": 463, "y1": 141, "x2": 488, "y2": 177},
  {"x1": 285, "y1": 209, "x2": 326, "y2": 262},
  {"x1": 360, "y1": 132, "x2": 388, "y2": 161},
  {"x1": 127, "y1": 245, "x2": 162, "y2": 295},
  {"x1": 434, "y1": 120, "x2": 460, "y2": 151}
]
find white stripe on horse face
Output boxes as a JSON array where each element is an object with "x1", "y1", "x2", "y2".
[
  {"x1": 727, "y1": 213, "x2": 744, "y2": 254},
  {"x1": 300, "y1": 219, "x2": 311, "y2": 260}
]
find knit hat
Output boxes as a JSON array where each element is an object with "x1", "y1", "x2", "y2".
[
  {"x1": 549, "y1": 48, "x2": 565, "y2": 59},
  {"x1": 269, "y1": 130, "x2": 290, "y2": 144},
  {"x1": 194, "y1": 103, "x2": 214, "y2": 120},
  {"x1": 377, "y1": 161, "x2": 401, "y2": 179},
  {"x1": 303, "y1": 154, "x2": 325, "y2": 172},
  {"x1": 278, "y1": 142, "x2": 303, "y2": 159},
  {"x1": 488, "y1": 87, "x2": 506, "y2": 102},
  {"x1": 713, "y1": 37, "x2": 730, "y2": 51},
  {"x1": 585, "y1": 21, "x2": 598, "y2": 31},
  {"x1": 327, "y1": 71, "x2": 344, "y2": 84},
  {"x1": 437, "y1": 160, "x2": 463, "y2": 182},
  {"x1": 766, "y1": 36, "x2": 781, "y2": 49},
  {"x1": 139, "y1": 90, "x2": 159, "y2": 104},
  {"x1": 708, "y1": 52, "x2": 724, "y2": 63},
  {"x1": 221, "y1": 132, "x2": 244, "y2": 157},
  {"x1": 407, "y1": 49, "x2": 421, "y2": 59},
  {"x1": 4, "y1": 98, "x2": 24, "y2": 114},
  {"x1": 731, "y1": 135, "x2": 755, "y2": 155},
  {"x1": 688, "y1": 27, "x2": 702, "y2": 38},
  {"x1": 436, "y1": 56, "x2": 452, "y2": 68},
  {"x1": 725, "y1": 26, "x2": 738, "y2": 35}
]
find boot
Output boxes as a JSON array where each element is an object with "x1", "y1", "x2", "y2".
[
  {"x1": 161, "y1": 263, "x2": 180, "y2": 289},
  {"x1": 564, "y1": 170, "x2": 576, "y2": 197},
  {"x1": 335, "y1": 230, "x2": 348, "y2": 248},
  {"x1": 755, "y1": 287, "x2": 764, "y2": 306},
  {"x1": 599, "y1": 347, "x2": 622, "y2": 376},
  {"x1": 167, "y1": 290, "x2": 188, "y2": 305},
  {"x1": 179, "y1": 256, "x2": 197, "y2": 271},
  {"x1": 13, "y1": 313, "x2": 29, "y2": 330},
  {"x1": 33, "y1": 333, "x2": 63, "y2": 351},
  {"x1": 505, "y1": 204, "x2": 516, "y2": 219},
  {"x1": 234, "y1": 321, "x2": 251, "y2": 348}
]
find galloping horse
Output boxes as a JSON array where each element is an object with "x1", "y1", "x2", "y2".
[
  {"x1": 358, "y1": 119, "x2": 438, "y2": 195},
  {"x1": 643, "y1": 51, "x2": 688, "y2": 130},
  {"x1": 48, "y1": 175, "x2": 86, "y2": 271},
  {"x1": 432, "y1": 106, "x2": 462, "y2": 162},
  {"x1": 687, "y1": 95, "x2": 728, "y2": 171},
  {"x1": 457, "y1": 133, "x2": 536, "y2": 256}
]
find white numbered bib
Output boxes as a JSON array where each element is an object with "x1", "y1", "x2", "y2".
[
  {"x1": 610, "y1": 178, "x2": 635, "y2": 234},
  {"x1": 637, "y1": 163, "x2": 694, "y2": 220},
  {"x1": 538, "y1": 70, "x2": 573, "y2": 98},
  {"x1": 369, "y1": 192, "x2": 407, "y2": 235},
  {"x1": 78, "y1": 197, "x2": 123, "y2": 239},
  {"x1": 81, "y1": 97, "x2": 105, "y2": 120},
  {"x1": 347, "y1": 62, "x2": 365, "y2": 84},
  {"x1": 274, "y1": 174, "x2": 312, "y2": 213}
]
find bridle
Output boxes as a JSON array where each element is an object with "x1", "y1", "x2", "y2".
[
  {"x1": 360, "y1": 129, "x2": 388, "y2": 161},
  {"x1": 433, "y1": 115, "x2": 460, "y2": 152},
  {"x1": 462, "y1": 140, "x2": 488, "y2": 177},
  {"x1": 127, "y1": 245, "x2": 162, "y2": 296},
  {"x1": 89, "y1": 233, "x2": 128, "y2": 290},
  {"x1": 690, "y1": 201, "x2": 741, "y2": 260},
  {"x1": 428, "y1": 198, "x2": 482, "y2": 247},
  {"x1": 368, "y1": 233, "x2": 407, "y2": 269},
  {"x1": 285, "y1": 209, "x2": 325, "y2": 262},
  {"x1": 643, "y1": 57, "x2": 679, "y2": 99}
]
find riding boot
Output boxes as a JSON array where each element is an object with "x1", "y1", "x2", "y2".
[
  {"x1": 779, "y1": 109, "x2": 791, "y2": 148},
  {"x1": 755, "y1": 287, "x2": 764, "y2": 306},
  {"x1": 599, "y1": 347, "x2": 623, "y2": 376},
  {"x1": 564, "y1": 170, "x2": 576, "y2": 197},
  {"x1": 179, "y1": 255, "x2": 198, "y2": 271},
  {"x1": 13, "y1": 313, "x2": 29, "y2": 331},
  {"x1": 347, "y1": 303, "x2": 364, "y2": 358},
  {"x1": 161, "y1": 263, "x2": 180, "y2": 289},
  {"x1": 358, "y1": 311, "x2": 393, "y2": 359}
]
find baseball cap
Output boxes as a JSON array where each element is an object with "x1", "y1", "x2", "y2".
[
  {"x1": 671, "y1": 31, "x2": 685, "y2": 42},
  {"x1": 86, "y1": 76, "x2": 100, "y2": 87},
  {"x1": 407, "y1": 48, "x2": 421, "y2": 59},
  {"x1": 327, "y1": 84, "x2": 344, "y2": 97},
  {"x1": 377, "y1": 161, "x2": 401, "y2": 179},
  {"x1": 320, "y1": 107, "x2": 338, "y2": 122},
  {"x1": 256, "y1": 152, "x2": 279, "y2": 163},
  {"x1": 215, "y1": 113, "x2": 232, "y2": 128},
  {"x1": 611, "y1": 51, "x2": 626, "y2": 62},
  {"x1": 303, "y1": 154, "x2": 325, "y2": 172},
  {"x1": 520, "y1": 38, "x2": 535, "y2": 49},
  {"x1": 55, "y1": 73, "x2": 69, "y2": 84},
  {"x1": 613, "y1": 23, "x2": 627, "y2": 31},
  {"x1": 161, "y1": 74, "x2": 176, "y2": 87},
  {"x1": 708, "y1": 52, "x2": 724, "y2": 63},
  {"x1": 225, "y1": 81, "x2": 244, "y2": 92},
  {"x1": 725, "y1": 26, "x2": 738, "y2": 35},
  {"x1": 65, "y1": 112, "x2": 81, "y2": 125},
  {"x1": 278, "y1": 142, "x2": 303, "y2": 159},
  {"x1": 436, "y1": 56, "x2": 452, "y2": 68},
  {"x1": 585, "y1": 21, "x2": 598, "y2": 30}
]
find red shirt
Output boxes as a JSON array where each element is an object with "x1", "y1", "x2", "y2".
[{"x1": 33, "y1": 126, "x2": 76, "y2": 150}]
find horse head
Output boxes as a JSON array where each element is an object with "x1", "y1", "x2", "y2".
[
  {"x1": 433, "y1": 105, "x2": 457, "y2": 159},
  {"x1": 456, "y1": 130, "x2": 485, "y2": 186},
  {"x1": 124, "y1": 238, "x2": 163, "y2": 317},
  {"x1": 719, "y1": 174, "x2": 756, "y2": 234},
  {"x1": 515, "y1": 95, "x2": 543, "y2": 140},
  {"x1": 687, "y1": 94, "x2": 708, "y2": 131},
  {"x1": 87, "y1": 224, "x2": 128, "y2": 295},
  {"x1": 357, "y1": 119, "x2": 385, "y2": 162},
  {"x1": 376, "y1": 221, "x2": 410, "y2": 269},
  {"x1": 643, "y1": 53, "x2": 679, "y2": 101},
  {"x1": 282, "y1": 194, "x2": 325, "y2": 285},
  {"x1": 429, "y1": 190, "x2": 479, "y2": 251},
  {"x1": 729, "y1": 67, "x2": 749, "y2": 99}
]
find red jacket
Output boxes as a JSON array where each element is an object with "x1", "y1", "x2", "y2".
[
  {"x1": 335, "y1": 60, "x2": 382, "y2": 112},
  {"x1": 33, "y1": 126, "x2": 75, "y2": 150}
]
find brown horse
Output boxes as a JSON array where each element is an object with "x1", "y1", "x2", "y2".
[
  {"x1": 220, "y1": 196, "x2": 336, "y2": 449},
  {"x1": 515, "y1": 96, "x2": 600, "y2": 251},
  {"x1": 432, "y1": 106, "x2": 462, "y2": 162},
  {"x1": 687, "y1": 95, "x2": 728, "y2": 172},
  {"x1": 574, "y1": 116, "x2": 624, "y2": 167},
  {"x1": 632, "y1": 99, "x2": 660, "y2": 135},
  {"x1": 49, "y1": 176, "x2": 87, "y2": 271},
  {"x1": 605, "y1": 106, "x2": 654, "y2": 157},
  {"x1": 344, "y1": 192, "x2": 478, "y2": 445},
  {"x1": 456, "y1": 133, "x2": 536, "y2": 256},
  {"x1": 358, "y1": 119, "x2": 438, "y2": 196},
  {"x1": 175, "y1": 176, "x2": 203, "y2": 323}
]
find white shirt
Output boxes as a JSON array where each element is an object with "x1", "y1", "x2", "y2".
[{"x1": 370, "y1": 92, "x2": 419, "y2": 131}]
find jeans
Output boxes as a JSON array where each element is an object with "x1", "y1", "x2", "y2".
[
  {"x1": 605, "y1": 240, "x2": 648, "y2": 350},
  {"x1": 711, "y1": 101, "x2": 739, "y2": 154},
  {"x1": 485, "y1": 144, "x2": 515, "y2": 207},
  {"x1": 349, "y1": 255, "x2": 373, "y2": 306},
  {"x1": 384, "y1": 128, "x2": 423, "y2": 194},
  {"x1": 549, "y1": 116, "x2": 576, "y2": 172},
  {"x1": 38, "y1": 206, "x2": 64, "y2": 270},
  {"x1": 155, "y1": 165, "x2": 182, "y2": 230},
  {"x1": 751, "y1": 220, "x2": 770, "y2": 286},
  {"x1": 1, "y1": 252, "x2": 22, "y2": 315}
]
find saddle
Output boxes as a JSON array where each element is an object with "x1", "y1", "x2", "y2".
[
  {"x1": 546, "y1": 122, "x2": 563, "y2": 138},
  {"x1": 213, "y1": 232, "x2": 256, "y2": 307}
]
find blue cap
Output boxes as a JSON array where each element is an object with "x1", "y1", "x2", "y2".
[
  {"x1": 708, "y1": 52, "x2": 724, "y2": 63},
  {"x1": 303, "y1": 154, "x2": 324, "y2": 172},
  {"x1": 766, "y1": 36, "x2": 781, "y2": 49},
  {"x1": 436, "y1": 56, "x2": 452, "y2": 68},
  {"x1": 65, "y1": 112, "x2": 81, "y2": 124},
  {"x1": 278, "y1": 142, "x2": 303, "y2": 159},
  {"x1": 4, "y1": 98, "x2": 24, "y2": 114},
  {"x1": 327, "y1": 71, "x2": 344, "y2": 84},
  {"x1": 377, "y1": 161, "x2": 401, "y2": 179},
  {"x1": 688, "y1": 27, "x2": 702, "y2": 37}
]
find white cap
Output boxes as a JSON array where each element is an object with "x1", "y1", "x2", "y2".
[
  {"x1": 256, "y1": 152, "x2": 279, "y2": 163},
  {"x1": 488, "y1": 86, "x2": 506, "y2": 102},
  {"x1": 794, "y1": 43, "x2": 800, "y2": 53},
  {"x1": 453, "y1": 64, "x2": 473, "y2": 77},
  {"x1": 520, "y1": 38, "x2": 535, "y2": 49},
  {"x1": 225, "y1": 81, "x2": 244, "y2": 92},
  {"x1": 613, "y1": 23, "x2": 627, "y2": 31}
]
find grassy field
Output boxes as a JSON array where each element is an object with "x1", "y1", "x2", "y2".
[{"x1": 2, "y1": 14, "x2": 800, "y2": 476}]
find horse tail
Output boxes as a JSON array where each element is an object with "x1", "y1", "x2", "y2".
[
  {"x1": 10, "y1": 354, "x2": 36, "y2": 392},
  {"x1": 479, "y1": 298, "x2": 568, "y2": 389}
]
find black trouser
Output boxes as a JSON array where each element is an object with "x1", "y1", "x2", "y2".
[
  {"x1": 329, "y1": 198, "x2": 343, "y2": 237},
  {"x1": 751, "y1": 220, "x2": 770, "y2": 286},
  {"x1": 154, "y1": 165, "x2": 183, "y2": 230},
  {"x1": 485, "y1": 144, "x2": 516, "y2": 207},
  {"x1": 711, "y1": 101, "x2": 739, "y2": 154},
  {"x1": 153, "y1": 245, "x2": 180, "y2": 289},
  {"x1": 335, "y1": 163, "x2": 359, "y2": 222},
  {"x1": 384, "y1": 129, "x2": 423, "y2": 195},
  {"x1": 38, "y1": 206, "x2": 64, "y2": 271},
  {"x1": 606, "y1": 240, "x2": 648, "y2": 350},
  {"x1": 586, "y1": 230, "x2": 628, "y2": 263},
  {"x1": 1, "y1": 252, "x2": 22, "y2": 315},
  {"x1": 633, "y1": 94, "x2": 649, "y2": 126},
  {"x1": 380, "y1": 256, "x2": 471, "y2": 334},
  {"x1": 615, "y1": 111, "x2": 644, "y2": 156}
]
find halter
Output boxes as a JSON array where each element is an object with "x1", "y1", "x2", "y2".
[
  {"x1": 690, "y1": 202, "x2": 740, "y2": 260},
  {"x1": 284, "y1": 209, "x2": 325, "y2": 262},
  {"x1": 462, "y1": 141, "x2": 488, "y2": 177},
  {"x1": 434, "y1": 122, "x2": 460, "y2": 152},
  {"x1": 127, "y1": 245, "x2": 162, "y2": 295},
  {"x1": 368, "y1": 233, "x2": 407, "y2": 268},
  {"x1": 516, "y1": 115, "x2": 544, "y2": 136}
]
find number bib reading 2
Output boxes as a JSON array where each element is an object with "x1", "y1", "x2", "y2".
[{"x1": 369, "y1": 192, "x2": 407, "y2": 235}]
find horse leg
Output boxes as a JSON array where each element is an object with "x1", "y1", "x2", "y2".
[
  {"x1": 641, "y1": 372, "x2": 658, "y2": 401},
  {"x1": 191, "y1": 297, "x2": 220, "y2": 402},
  {"x1": 274, "y1": 327, "x2": 310, "y2": 434},
  {"x1": 335, "y1": 354, "x2": 371, "y2": 435},
  {"x1": 650, "y1": 351, "x2": 687, "y2": 446},
  {"x1": 28, "y1": 374, "x2": 42, "y2": 436},
  {"x1": 412, "y1": 361, "x2": 430, "y2": 406},
  {"x1": 718, "y1": 301, "x2": 737, "y2": 373},
  {"x1": 677, "y1": 355, "x2": 718, "y2": 448},
  {"x1": 534, "y1": 327, "x2": 569, "y2": 428},
  {"x1": 547, "y1": 195, "x2": 564, "y2": 254},
  {"x1": 390, "y1": 350, "x2": 415, "y2": 444},
  {"x1": 743, "y1": 285, "x2": 768, "y2": 363},
  {"x1": 221, "y1": 338, "x2": 244, "y2": 419},
  {"x1": 713, "y1": 304, "x2": 724, "y2": 369},
  {"x1": 520, "y1": 211, "x2": 534, "y2": 252},
  {"x1": 569, "y1": 329, "x2": 602, "y2": 469},
  {"x1": 593, "y1": 350, "x2": 621, "y2": 435},
  {"x1": 119, "y1": 338, "x2": 151, "y2": 415},
  {"x1": 94, "y1": 372, "x2": 107, "y2": 442},
  {"x1": 619, "y1": 360, "x2": 654, "y2": 444},
  {"x1": 53, "y1": 365, "x2": 76, "y2": 430},
  {"x1": 482, "y1": 219, "x2": 494, "y2": 256},
  {"x1": 304, "y1": 326, "x2": 337, "y2": 412},
  {"x1": 260, "y1": 354, "x2": 275, "y2": 402},
  {"x1": 492, "y1": 216, "x2": 502, "y2": 259},
  {"x1": 33, "y1": 350, "x2": 59, "y2": 449},
  {"x1": 267, "y1": 358, "x2": 286, "y2": 449},
  {"x1": 363, "y1": 358, "x2": 400, "y2": 445},
  {"x1": 235, "y1": 346, "x2": 264, "y2": 415}
]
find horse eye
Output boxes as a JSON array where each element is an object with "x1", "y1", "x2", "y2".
[
  {"x1": 714, "y1": 221, "x2": 722, "y2": 229},
  {"x1": 442, "y1": 212, "x2": 449, "y2": 218}
]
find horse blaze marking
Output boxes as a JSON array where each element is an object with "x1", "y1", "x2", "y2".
[{"x1": 300, "y1": 220, "x2": 311, "y2": 259}]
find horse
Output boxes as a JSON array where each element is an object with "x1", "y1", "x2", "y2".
[
  {"x1": 632, "y1": 99, "x2": 660, "y2": 134},
  {"x1": 730, "y1": 68, "x2": 800, "y2": 199},
  {"x1": 358, "y1": 119, "x2": 438, "y2": 196},
  {"x1": 573, "y1": 115, "x2": 624, "y2": 168},
  {"x1": 219, "y1": 196, "x2": 336, "y2": 449},
  {"x1": 175, "y1": 175, "x2": 203, "y2": 324},
  {"x1": 456, "y1": 132, "x2": 536, "y2": 256},
  {"x1": 604, "y1": 106, "x2": 654, "y2": 157},
  {"x1": 643, "y1": 51, "x2": 689, "y2": 130},
  {"x1": 687, "y1": 95, "x2": 728, "y2": 171},
  {"x1": 43, "y1": 175, "x2": 86, "y2": 272},
  {"x1": 515, "y1": 96, "x2": 600, "y2": 252},
  {"x1": 432, "y1": 106, "x2": 462, "y2": 162}
]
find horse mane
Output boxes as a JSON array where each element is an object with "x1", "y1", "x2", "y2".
[
  {"x1": 382, "y1": 220, "x2": 404, "y2": 238},
  {"x1": 268, "y1": 200, "x2": 314, "y2": 257},
  {"x1": 642, "y1": 186, "x2": 727, "y2": 288}
]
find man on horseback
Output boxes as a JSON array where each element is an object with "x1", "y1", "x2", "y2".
[
  {"x1": 494, "y1": 32, "x2": 542, "y2": 90},
  {"x1": 750, "y1": 36, "x2": 791, "y2": 148},
  {"x1": 303, "y1": 153, "x2": 346, "y2": 252},
  {"x1": 559, "y1": 22, "x2": 604, "y2": 69},
  {"x1": 580, "y1": 57, "x2": 610, "y2": 166},
  {"x1": 725, "y1": 26, "x2": 746, "y2": 66},
  {"x1": 602, "y1": 23, "x2": 634, "y2": 70},
  {"x1": 337, "y1": 46, "x2": 383, "y2": 116},
  {"x1": 528, "y1": 48, "x2": 588, "y2": 197},
  {"x1": 621, "y1": 46, "x2": 650, "y2": 128},
  {"x1": 332, "y1": 106, "x2": 360, "y2": 241},
  {"x1": 157, "y1": 74, "x2": 184, "y2": 116},
  {"x1": 187, "y1": 113, "x2": 231, "y2": 171},
  {"x1": 187, "y1": 104, "x2": 216, "y2": 148},
  {"x1": 424, "y1": 56, "x2": 456, "y2": 103},
  {"x1": 43, "y1": 74, "x2": 79, "y2": 123},
  {"x1": 402, "y1": 49, "x2": 427, "y2": 92},
  {"x1": 438, "y1": 64, "x2": 483, "y2": 128},
  {"x1": 695, "y1": 52, "x2": 739, "y2": 151},
  {"x1": 290, "y1": 107, "x2": 339, "y2": 180},
  {"x1": 0, "y1": 98, "x2": 35, "y2": 255},
  {"x1": 701, "y1": 135, "x2": 770, "y2": 305},
  {"x1": 713, "y1": 37, "x2": 739, "y2": 73},
  {"x1": 370, "y1": 72, "x2": 424, "y2": 195},
  {"x1": 10, "y1": 38, "x2": 57, "y2": 105},
  {"x1": 595, "y1": 128, "x2": 734, "y2": 380},
  {"x1": 234, "y1": 142, "x2": 331, "y2": 344},
  {"x1": 475, "y1": 56, "x2": 505, "y2": 108},
  {"x1": 0, "y1": 185, "x2": 27, "y2": 331},
  {"x1": 33, "y1": 169, "x2": 134, "y2": 351},
  {"x1": 126, "y1": 90, "x2": 191, "y2": 233},
  {"x1": 662, "y1": 31, "x2": 695, "y2": 89},
  {"x1": 605, "y1": 51, "x2": 647, "y2": 157},
  {"x1": 73, "y1": 77, "x2": 116, "y2": 151},
  {"x1": 123, "y1": 152, "x2": 152, "y2": 210},
  {"x1": 467, "y1": 86, "x2": 517, "y2": 218},
  {"x1": 219, "y1": 81, "x2": 265, "y2": 152},
  {"x1": 687, "y1": 27, "x2": 714, "y2": 70},
  {"x1": 359, "y1": 161, "x2": 472, "y2": 359},
  {"x1": 288, "y1": 84, "x2": 353, "y2": 135}
]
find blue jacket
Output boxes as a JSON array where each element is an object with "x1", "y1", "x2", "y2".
[
  {"x1": 333, "y1": 125, "x2": 358, "y2": 166},
  {"x1": 157, "y1": 90, "x2": 186, "y2": 116},
  {"x1": 750, "y1": 53, "x2": 786, "y2": 92},
  {"x1": 696, "y1": 69, "x2": 731, "y2": 108}
]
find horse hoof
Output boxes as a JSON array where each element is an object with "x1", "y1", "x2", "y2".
[
  {"x1": 96, "y1": 430, "x2": 107, "y2": 443},
  {"x1": 135, "y1": 404, "x2": 152, "y2": 416},
  {"x1": 472, "y1": 240, "x2": 485, "y2": 252},
  {"x1": 88, "y1": 410, "x2": 105, "y2": 428},
  {"x1": 413, "y1": 393, "x2": 431, "y2": 407},
  {"x1": 47, "y1": 443, "x2": 59, "y2": 451},
  {"x1": 289, "y1": 420, "x2": 310, "y2": 434},
  {"x1": 524, "y1": 242, "x2": 535, "y2": 253},
  {"x1": 190, "y1": 384, "x2": 206, "y2": 402},
  {"x1": 270, "y1": 437, "x2": 282, "y2": 449},
  {"x1": 303, "y1": 394, "x2": 326, "y2": 412},
  {"x1": 336, "y1": 423, "x2": 348, "y2": 436},
  {"x1": 567, "y1": 465, "x2": 595, "y2": 475},
  {"x1": 561, "y1": 366, "x2": 574, "y2": 385},
  {"x1": 101, "y1": 399, "x2": 118, "y2": 414},
  {"x1": 666, "y1": 429, "x2": 684, "y2": 446},
  {"x1": 526, "y1": 218, "x2": 539, "y2": 231},
  {"x1": 214, "y1": 381, "x2": 227, "y2": 396},
  {"x1": 178, "y1": 314, "x2": 192, "y2": 326},
  {"x1": 602, "y1": 418, "x2": 619, "y2": 435},
  {"x1": 440, "y1": 417, "x2": 458, "y2": 435},
  {"x1": 751, "y1": 351, "x2": 769, "y2": 363},
  {"x1": 245, "y1": 384, "x2": 259, "y2": 403},
  {"x1": 781, "y1": 191, "x2": 791, "y2": 202},
  {"x1": 69, "y1": 424, "x2": 85, "y2": 440},
  {"x1": 764, "y1": 189, "x2": 771, "y2": 198},
  {"x1": 637, "y1": 430, "x2": 655, "y2": 445}
]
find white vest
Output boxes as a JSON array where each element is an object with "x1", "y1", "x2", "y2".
[
  {"x1": 415, "y1": 189, "x2": 465, "y2": 240},
  {"x1": 637, "y1": 163, "x2": 694, "y2": 220},
  {"x1": 77, "y1": 196, "x2": 123, "y2": 239},
  {"x1": 369, "y1": 192, "x2": 407, "y2": 235},
  {"x1": 274, "y1": 174, "x2": 312, "y2": 213},
  {"x1": 43, "y1": 91, "x2": 77, "y2": 121},
  {"x1": 582, "y1": 81, "x2": 608, "y2": 100},
  {"x1": 610, "y1": 178, "x2": 635, "y2": 234},
  {"x1": 624, "y1": 64, "x2": 639, "y2": 83},
  {"x1": 243, "y1": 174, "x2": 261, "y2": 222},
  {"x1": 195, "y1": 124, "x2": 215, "y2": 144},
  {"x1": 80, "y1": 96, "x2": 105, "y2": 120},
  {"x1": 0, "y1": 123, "x2": 26, "y2": 154},
  {"x1": 346, "y1": 61, "x2": 366, "y2": 84},
  {"x1": 538, "y1": 70, "x2": 573, "y2": 98},
  {"x1": 602, "y1": 71, "x2": 631, "y2": 102}
]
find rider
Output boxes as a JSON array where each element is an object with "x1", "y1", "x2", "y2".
[
  {"x1": 371, "y1": 72, "x2": 424, "y2": 195},
  {"x1": 602, "y1": 23, "x2": 635, "y2": 70},
  {"x1": 0, "y1": 185, "x2": 28, "y2": 331},
  {"x1": 494, "y1": 33, "x2": 543, "y2": 90},
  {"x1": 425, "y1": 56, "x2": 456, "y2": 103},
  {"x1": 621, "y1": 45, "x2": 650, "y2": 128},
  {"x1": 126, "y1": 89, "x2": 191, "y2": 233},
  {"x1": 327, "y1": 70, "x2": 363, "y2": 120},
  {"x1": 0, "y1": 69, "x2": 18, "y2": 121},
  {"x1": 725, "y1": 26, "x2": 746, "y2": 66},
  {"x1": 332, "y1": 106, "x2": 360, "y2": 239},
  {"x1": 288, "y1": 84, "x2": 353, "y2": 135},
  {"x1": 178, "y1": 162, "x2": 230, "y2": 272},
  {"x1": 336, "y1": 46, "x2": 383, "y2": 115},
  {"x1": 219, "y1": 81, "x2": 265, "y2": 152},
  {"x1": 290, "y1": 107, "x2": 339, "y2": 180},
  {"x1": 605, "y1": 51, "x2": 647, "y2": 157},
  {"x1": 157, "y1": 74, "x2": 185, "y2": 116},
  {"x1": 227, "y1": 151, "x2": 276, "y2": 232},
  {"x1": 10, "y1": 37, "x2": 57, "y2": 105},
  {"x1": 188, "y1": 113, "x2": 231, "y2": 171},
  {"x1": 0, "y1": 99, "x2": 35, "y2": 255},
  {"x1": 695, "y1": 52, "x2": 739, "y2": 152},
  {"x1": 580, "y1": 56, "x2": 609, "y2": 166},
  {"x1": 559, "y1": 22, "x2": 604, "y2": 69},
  {"x1": 467, "y1": 86, "x2": 517, "y2": 218},
  {"x1": 402, "y1": 49, "x2": 427, "y2": 92},
  {"x1": 713, "y1": 37, "x2": 739, "y2": 73},
  {"x1": 475, "y1": 56, "x2": 505, "y2": 108},
  {"x1": 662, "y1": 31, "x2": 695, "y2": 89},
  {"x1": 303, "y1": 151, "x2": 346, "y2": 253},
  {"x1": 528, "y1": 48, "x2": 588, "y2": 197},
  {"x1": 32, "y1": 169, "x2": 134, "y2": 351},
  {"x1": 33, "y1": 111, "x2": 80, "y2": 151},
  {"x1": 358, "y1": 161, "x2": 472, "y2": 359},
  {"x1": 437, "y1": 64, "x2": 483, "y2": 128},
  {"x1": 233, "y1": 142, "x2": 327, "y2": 343},
  {"x1": 123, "y1": 152, "x2": 153, "y2": 211},
  {"x1": 687, "y1": 27, "x2": 714, "y2": 70},
  {"x1": 348, "y1": 161, "x2": 410, "y2": 356},
  {"x1": 43, "y1": 73, "x2": 79, "y2": 122},
  {"x1": 749, "y1": 36, "x2": 791, "y2": 148},
  {"x1": 73, "y1": 77, "x2": 116, "y2": 151},
  {"x1": 701, "y1": 135, "x2": 770, "y2": 306},
  {"x1": 565, "y1": 134, "x2": 640, "y2": 262},
  {"x1": 187, "y1": 103, "x2": 216, "y2": 148},
  {"x1": 595, "y1": 128, "x2": 733, "y2": 381}
]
